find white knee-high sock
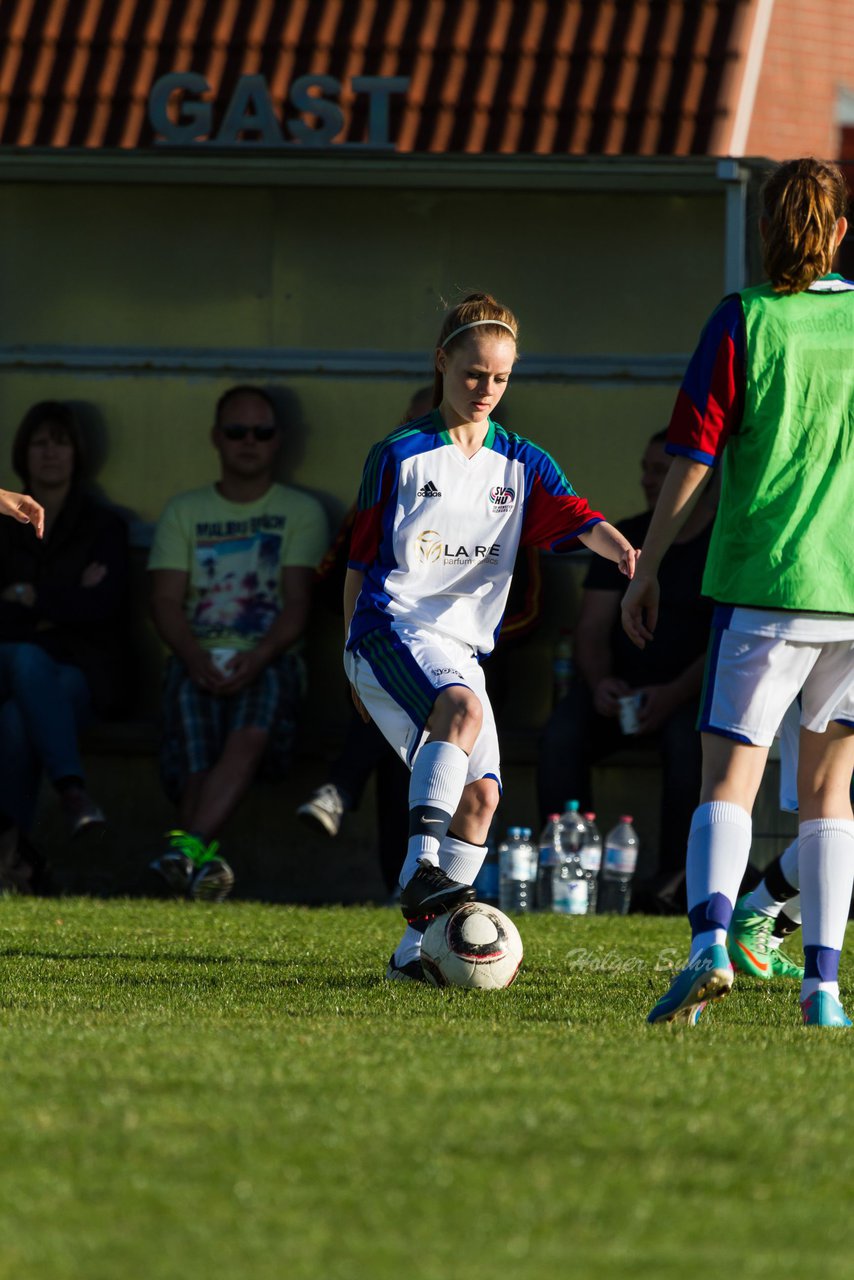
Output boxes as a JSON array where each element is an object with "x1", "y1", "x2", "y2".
[
  {"x1": 398, "y1": 741, "x2": 469, "y2": 887},
  {"x1": 686, "y1": 801, "x2": 752, "y2": 958},
  {"x1": 439, "y1": 834, "x2": 487, "y2": 887},
  {"x1": 799, "y1": 818, "x2": 854, "y2": 1002}
]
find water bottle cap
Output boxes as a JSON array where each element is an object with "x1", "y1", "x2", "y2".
[
  {"x1": 584, "y1": 812, "x2": 596, "y2": 820},
  {"x1": 564, "y1": 799, "x2": 580, "y2": 812},
  {"x1": 619, "y1": 814, "x2": 634, "y2": 823},
  {"x1": 547, "y1": 813, "x2": 561, "y2": 821}
]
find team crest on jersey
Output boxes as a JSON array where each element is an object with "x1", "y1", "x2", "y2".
[{"x1": 488, "y1": 485, "x2": 515, "y2": 514}]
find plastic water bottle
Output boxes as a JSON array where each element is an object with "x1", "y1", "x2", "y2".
[
  {"x1": 598, "y1": 815, "x2": 639, "y2": 915},
  {"x1": 560, "y1": 800, "x2": 586, "y2": 855},
  {"x1": 556, "y1": 800, "x2": 588, "y2": 914},
  {"x1": 580, "y1": 812, "x2": 602, "y2": 914},
  {"x1": 474, "y1": 836, "x2": 500, "y2": 906},
  {"x1": 536, "y1": 814, "x2": 564, "y2": 912},
  {"x1": 499, "y1": 826, "x2": 537, "y2": 914}
]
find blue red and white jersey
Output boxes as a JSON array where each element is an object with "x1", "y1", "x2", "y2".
[{"x1": 347, "y1": 411, "x2": 602, "y2": 656}]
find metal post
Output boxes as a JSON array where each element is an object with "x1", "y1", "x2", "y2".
[{"x1": 717, "y1": 158, "x2": 749, "y2": 295}]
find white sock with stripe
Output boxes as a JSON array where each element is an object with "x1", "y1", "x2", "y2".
[
  {"x1": 398, "y1": 740, "x2": 470, "y2": 888},
  {"x1": 799, "y1": 818, "x2": 854, "y2": 1002},
  {"x1": 686, "y1": 801, "x2": 752, "y2": 959}
]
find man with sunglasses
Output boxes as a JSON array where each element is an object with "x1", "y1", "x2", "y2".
[{"x1": 147, "y1": 385, "x2": 328, "y2": 900}]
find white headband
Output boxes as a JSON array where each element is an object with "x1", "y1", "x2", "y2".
[{"x1": 441, "y1": 318, "x2": 517, "y2": 348}]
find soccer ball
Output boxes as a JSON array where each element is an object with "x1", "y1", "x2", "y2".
[{"x1": 420, "y1": 902, "x2": 523, "y2": 990}]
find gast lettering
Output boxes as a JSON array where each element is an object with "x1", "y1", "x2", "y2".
[{"x1": 149, "y1": 72, "x2": 409, "y2": 148}]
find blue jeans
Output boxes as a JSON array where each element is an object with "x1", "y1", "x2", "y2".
[{"x1": 0, "y1": 642, "x2": 93, "y2": 830}]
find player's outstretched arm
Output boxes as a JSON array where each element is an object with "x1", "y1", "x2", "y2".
[
  {"x1": 0, "y1": 488, "x2": 44, "y2": 538},
  {"x1": 621, "y1": 456, "x2": 712, "y2": 650},
  {"x1": 578, "y1": 521, "x2": 639, "y2": 579}
]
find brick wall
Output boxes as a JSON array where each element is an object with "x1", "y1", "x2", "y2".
[{"x1": 746, "y1": 0, "x2": 854, "y2": 159}]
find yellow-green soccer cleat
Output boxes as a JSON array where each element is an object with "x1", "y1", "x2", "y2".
[
  {"x1": 647, "y1": 944, "x2": 733, "y2": 1025},
  {"x1": 728, "y1": 896, "x2": 805, "y2": 980},
  {"x1": 767, "y1": 945, "x2": 805, "y2": 981}
]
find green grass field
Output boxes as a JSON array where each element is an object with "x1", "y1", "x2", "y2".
[{"x1": 1, "y1": 898, "x2": 851, "y2": 1280}]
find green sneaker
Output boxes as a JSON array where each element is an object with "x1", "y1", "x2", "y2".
[
  {"x1": 161, "y1": 831, "x2": 236, "y2": 903},
  {"x1": 768, "y1": 945, "x2": 805, "y2": 981},
  {"x1": 727, "y1": 895, "x2": 775, "y2": 978},
  {"x1": 149, "y1": 830, "x2": 225, "y2": 899}
]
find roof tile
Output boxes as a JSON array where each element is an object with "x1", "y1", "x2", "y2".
[{"x1": 0, "y1": 0, "x2": 756, "y2": 154}]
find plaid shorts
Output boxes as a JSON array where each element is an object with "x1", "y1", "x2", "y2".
[{"x1": 159, "y1": 653, "x2": 306, "y2": 802}]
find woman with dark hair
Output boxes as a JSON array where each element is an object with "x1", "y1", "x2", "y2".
[{"x1": 0, "y1": 401, "x2": 130, "y2": 840}]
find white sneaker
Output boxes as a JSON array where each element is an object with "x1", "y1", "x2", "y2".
[{"x1": 296, "y1": 783, "x2": 346, "y2": 837}]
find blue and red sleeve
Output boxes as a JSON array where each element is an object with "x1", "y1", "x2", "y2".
[
  {"x1": 667, "y1": 294, "x2": 745, "y2": 465},
  {"x1": 348, "y1": 442, "x2": 394, "y2": 571},
  {"x1": 519, "y1": 447, "x2": 603, "y2": 552}
]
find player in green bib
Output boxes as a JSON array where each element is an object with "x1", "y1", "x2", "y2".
[{"x1": 623, "y1": 157, "x2": 854, "y2": 1029}]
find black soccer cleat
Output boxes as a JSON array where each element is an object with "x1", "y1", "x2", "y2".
[
  {"x1": 384, "y1": 952, "x2": 428, "y2": 983},
  {"x1": 399, "y1": 858, "x2": 475, "y2": 925}
]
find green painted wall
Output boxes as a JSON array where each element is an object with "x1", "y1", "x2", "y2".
[{"x1": 1, "y1": 178, "x2": 725, "y2": 530}]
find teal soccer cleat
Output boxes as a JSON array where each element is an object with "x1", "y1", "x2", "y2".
[
  {"x1": 801, "y1": 991, "x2": 852, "y2": 1027},
  {"x1": 647, "y1": 944, "x2": 733, "y2": 1025}
]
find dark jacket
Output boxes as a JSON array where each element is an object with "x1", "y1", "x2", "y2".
[{"x1": 0, "y1": 487, "x2": 131, "y2": 717}]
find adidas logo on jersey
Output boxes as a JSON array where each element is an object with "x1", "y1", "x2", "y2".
[{"x1": 417, "y1": 480, "x2": 442, "y2": 498}]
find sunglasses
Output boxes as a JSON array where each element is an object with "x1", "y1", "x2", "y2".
[{"x1": 219, "y1": 425, "x2": 278, "y2": 442}]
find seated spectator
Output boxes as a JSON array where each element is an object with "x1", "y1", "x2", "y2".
[
  {"x1": 148, "y1": 384, "x2": 328, "y2": 901},
  {"x1": 0, "y1": 401, "x2": 130, "y2": 843},
  {"x1": 537, "y1": 430, "x2": 717, "y2": 913}
]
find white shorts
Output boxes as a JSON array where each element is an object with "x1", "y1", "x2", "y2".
[
  {"x1": 343, "y1": 623, "x2": 502, "y2": 788},
  {"x1": 700, "y1": 614, "x2": 854, "y2": 748}
]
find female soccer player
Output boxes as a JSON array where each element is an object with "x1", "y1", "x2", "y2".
[
  {"x1": 622, "y1": 158, "x2": 854, "y2": 1028},
  {"x1": 344, "y1": 292, "x2": 638, "y2": 979}
]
